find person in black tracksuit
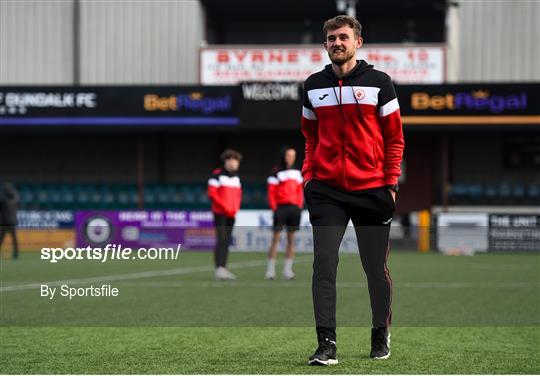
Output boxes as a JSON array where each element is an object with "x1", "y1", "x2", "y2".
[
  {"x1": 208, "y1": 149, "x2": 243, "y2": 280},
  {"x1": 302, "y1": 16, "x2": 404, "y2": 365},
  {"x1": 0, "y1": 183, "x2": 20, "y2": 259}
]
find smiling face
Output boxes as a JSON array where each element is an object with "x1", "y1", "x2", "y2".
[{"x1": 324, "y1": 25, "x2": 362, "y2": 66}]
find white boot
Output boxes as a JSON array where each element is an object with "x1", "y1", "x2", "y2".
[
  {"x1": 283, "y1": 270, "x2": 295, "y2": 280},
  {"x1": 215, "y1": 266, "x2": 236, "y2": 280},
  {"x1": 283, "y1": 258, "x2": 295, "y2": 280},
  {"x1": 265, "y1": 259, "x2": 276, "y2": 280}
]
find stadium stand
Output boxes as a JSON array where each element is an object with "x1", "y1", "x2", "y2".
[{"x1": 15, "y1": 183, "x2": 269, "y2": 210}]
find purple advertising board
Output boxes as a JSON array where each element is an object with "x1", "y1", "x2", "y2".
[{"x1": 75, "y1": 210, "x2": 215, "y2": 250}]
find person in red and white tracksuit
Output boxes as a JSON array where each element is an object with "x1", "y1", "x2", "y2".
[
  {"x1": 208, "y1": 149, "x2": 243, "y2": 280},
  {"x1": 303, "y1": 16, "x2": 405, "y2": 365},
  {"x1": 265, "y1": 146, "x2": 303, "y2": 280}
]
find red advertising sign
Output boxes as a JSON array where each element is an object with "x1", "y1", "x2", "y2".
[{"x1": 201, "y1": 45, "x2": 445, "y2": 84}]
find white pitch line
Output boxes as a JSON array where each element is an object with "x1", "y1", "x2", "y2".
[
  {"x1": 114, "y1": 281, "x2": 538, "y2": 289},
  {"x1": 0, "y1": 256, "x2": 313, "y2": 292}
]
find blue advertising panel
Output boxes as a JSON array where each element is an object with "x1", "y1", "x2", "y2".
[{"x1": 0, "y1": 86, "x2": 239, "y2": 127}]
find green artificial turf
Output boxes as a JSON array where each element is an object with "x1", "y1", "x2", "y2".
[{"x1": 1, "y1": 251, "x2": 538, "y2": 373}]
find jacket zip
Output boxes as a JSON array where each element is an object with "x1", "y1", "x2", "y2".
[{"x1": 338, "y1": 79, "x2": 350, "y2": 191}]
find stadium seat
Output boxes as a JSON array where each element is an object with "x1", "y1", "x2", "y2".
[
  {"x1": 469, "y1": 184, "x2": 483, "y2": 200},
  {"x1": 527, "y1": 184, "x2": 540, "y2": 200},
  {"x1": 485, "y1": 184, "x2": 498, "y2": 200},
  {"x1": 498, "y1": 182, "x2": 512, "y2": 199},
  {"x1": 511, "y1": 183, "x2": 526, "y2": 200}
]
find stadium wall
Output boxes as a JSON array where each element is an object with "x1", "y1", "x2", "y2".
[
  {"x1": 0, "y1": 0, "x2": 204, "y2": 85},
  {"x1": 79, "y1": 0, "x2": 204, "y2": 84},
  {"x1": 452, "y1": 133, "x2": 540, "y2": 184},
  {"x1": 0, "y1": 0, "x2": 74, "y2": 84},
  {"x1": 453, "y1": 0, "x2": 540, "y2": 82},
  {"x1": 0, "y1": 131, "x2": 305, "y2": 184}
]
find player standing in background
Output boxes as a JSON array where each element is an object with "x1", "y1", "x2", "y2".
[
  {"x1": 301, "y1": 16, "x2": 404, "y2": 365},
  {"x1": 0, "y1": 183, "x2": 20, "y2": 259},
  {"x1": 265, "y1": 146, "x2": 303, "y2": 280},
  {"x1": 208, "y1": 149, "x2": 243, "y2": 280}
]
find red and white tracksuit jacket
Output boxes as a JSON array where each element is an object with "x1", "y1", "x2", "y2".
[
  {"x1": 301, "y1": 60, "x2": 405, "y2": 191},
  {"x1": 208, "y1": 168, "x2": 242, "y2": 218},
  {"x1": 267, "y1": 167, "x2": 304, "y2": 211}
]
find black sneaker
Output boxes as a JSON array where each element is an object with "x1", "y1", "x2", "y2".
[
  {"x1": 370, "y1": 327, "x2": 391, "y2": 359},
  {"x1": 308, "y1": 337, "x2": 338, "y2": 365}
]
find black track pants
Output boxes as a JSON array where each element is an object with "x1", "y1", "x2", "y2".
[
  {"x1": 0, "y1": 226, "x2": 19, "y2": 258},
  {"x1": 304, "y1": 179, "x2": 395, "y2": 339},
  {"x1": 213, "y1": 213, "x2": 235, "y2": 268}
]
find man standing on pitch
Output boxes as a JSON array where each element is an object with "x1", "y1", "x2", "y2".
[
  {"x1": 0, "y1": 183, "x2": 20, "y2": 259},
  {"x1": 265, "y1": 146, "x2": 303, "y2": 280},
  {"x1": 208, "y1": 149, "x2": 243, "y2": 280},
  {"x1": 301, "y1": 16, "x2": 404, "y2": 364}
]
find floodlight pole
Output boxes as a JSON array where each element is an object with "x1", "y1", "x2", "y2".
[
  {"x1": 441, "y1": 135, "x2": 449, "y2": 212},
  {"x1": 336, "y1": 0, "x2": 357, "y2": 18},
  {"x1": 73, "y1": 0, "x2": 80, "y2": 84},
  {"x1": 137, "y1": 139, "x2": 145, "y2": 209}
]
